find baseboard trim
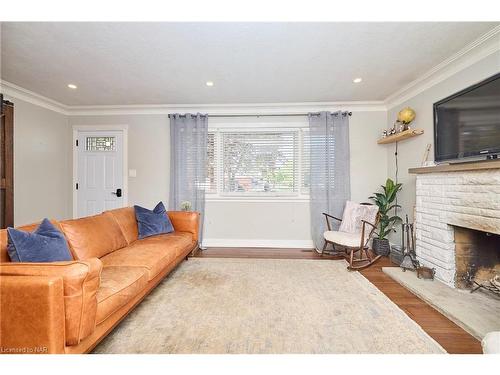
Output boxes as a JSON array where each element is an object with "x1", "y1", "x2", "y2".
[{"x1": 202, "y1": 239, "x2": 314, "y2": 249}]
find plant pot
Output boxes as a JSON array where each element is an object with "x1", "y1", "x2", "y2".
[{"x1": 372, "y1": 238, "x2": 391, "y2": 256}]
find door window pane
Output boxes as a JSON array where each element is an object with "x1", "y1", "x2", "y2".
[{"x1": 86, "y1": 137, "x2": 116, "y2": 151}]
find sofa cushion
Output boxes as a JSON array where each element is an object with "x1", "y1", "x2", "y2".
[
  {"x1": 100, "y1": 232, "x2": 192, "y2": 280},
  {"x1": 96, "y1": 266, "x2": 148, "y2": 324},
  {"x1": 0, "y1": 220, "x2": 66, "y2": 263},
  {"x1": 7, "y1": 218, "x2": 73, "y2": 262},
  {"x1": 324, "y1": 230, "x2": 361, "y2": 248},
  {"x1": 106, "y1": 207, "x2": 139, "y2": 245},
  {"x1": 141, "y1": 232, "x2": 193, "y2": 258},
  {"x1": 134, "y1": 202, "x2": 174, "y2": 239},
  {"x1": 60, "y1": 213, "x2": 128, "y2": 260}
]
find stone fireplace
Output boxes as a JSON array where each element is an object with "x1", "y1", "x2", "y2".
[{"x1": 411, "y1": 161, "x2": 500, "y2": 288}]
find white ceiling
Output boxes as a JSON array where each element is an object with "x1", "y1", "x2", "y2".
[{"x1": 1, "y1": 22, "x2": 498, "y2": 106}]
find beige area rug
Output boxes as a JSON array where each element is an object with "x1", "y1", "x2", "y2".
[{"x1": 93, "y1": 258, "x2": 445, "y2": 354}]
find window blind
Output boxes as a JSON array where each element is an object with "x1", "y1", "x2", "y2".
[
  {"x1": 220, "y1": 131, "x2": 298, "y2": 194},
  {"x1": 309, "y1": 132, "x2": 336, "y2": 190},
  {"x1": 301, "y1": 130, "x2": 310, "y2": 193},
  {"x1": 206, "y1": 133, "x2": 216, "y2": 193}
]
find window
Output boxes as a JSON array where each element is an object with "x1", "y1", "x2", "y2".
[
  {"x1": 222, "y1": 131, "x2": 297, "y2": 194},
  {"x1": 86, "y1": 136, "x2": 116, "y2": 151},
  {"x1": 207, "y1": 127, "x2": 310, "y2": 198}
]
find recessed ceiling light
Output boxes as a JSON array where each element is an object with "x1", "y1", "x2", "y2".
[
  {"x1": 67, "y1": 84, "x2": 77, "y2": 89},
  {"x1": 206, "y1": 81, "x2": 214, "y2": 87},
  {"x1": 353, "y1": 78, "x2": 362, "y2": 83}
]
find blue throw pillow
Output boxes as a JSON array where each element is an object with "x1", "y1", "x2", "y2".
[
  {"x1": 134, "y1": 202, "x2": 174, "y2": 239},
  {"x1": 7, "y1": 218, "x2": 73, "y2": 262}
]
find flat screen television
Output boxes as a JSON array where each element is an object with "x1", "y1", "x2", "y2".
[{"x1": 434, "y1": 72, "x2": 500, "y2": 163}]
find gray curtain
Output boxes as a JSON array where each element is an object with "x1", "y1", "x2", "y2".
[
  {"x1": 169, "y1": 113, "x2": 208, "y2": 245},
  {"x1": 309, "y1": 111, "x2": 351, "y2": 250}
]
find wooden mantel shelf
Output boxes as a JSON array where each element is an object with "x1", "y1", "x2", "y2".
[
  {"x1": 409, "y1": 160, "x2": 500, "y2": 174},
  {"x1": 377, "y1": 128, "x2": 424, "y2": 144}
]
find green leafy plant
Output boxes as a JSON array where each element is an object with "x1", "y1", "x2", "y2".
[
  {"x1": 369, "y1": 178, "x2": 402, "y2": 240},
  {"x1": 180, "y1": 201, "x2": 192, "y2": 211}
]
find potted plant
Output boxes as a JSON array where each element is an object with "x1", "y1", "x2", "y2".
[
  {"x1": 369, "y1": 178, "x2": 402, "y2": 256},
  {"x1": 180, "y1": 201, "x2": 192, "y2": 211}
]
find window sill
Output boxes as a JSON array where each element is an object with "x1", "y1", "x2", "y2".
[{"x1": 206, "y1": 195, "x2": 310, "y2": 203}]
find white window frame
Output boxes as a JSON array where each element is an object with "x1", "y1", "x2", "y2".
[{"x1": 206, "y1": 122, "x2": 310, "y2": 202}]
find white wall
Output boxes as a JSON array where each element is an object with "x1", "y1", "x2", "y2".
[
  {"x1": 8, "y1": 98, "x2": 71, "y2": 225},
  {"x1": 69, "y1": 114, "x2": 170, "y2": 208},
  {"x1": 70, "y1": 110, "x2": 387, "y2": 247},
  {"x1": 6, "y1": 98, "x2": 386, "y2": 247},
  {"x1": 385, "y1": 50, "x2": 500, "y2": 241},
  {"x1": 350, "y1": 111, "x2": 388, "y2": 203},
  {"x1": 204, "y1": 200, "x2": 312, "y2": 247}
]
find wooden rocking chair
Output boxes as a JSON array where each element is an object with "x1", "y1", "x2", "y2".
[{"x1": 321, "y1": 201, "x2": 381, "y2": 270}]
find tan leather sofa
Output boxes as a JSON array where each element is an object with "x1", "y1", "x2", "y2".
[{"x1": 0, "y1": 207, "x2": 199, "y2": 354}]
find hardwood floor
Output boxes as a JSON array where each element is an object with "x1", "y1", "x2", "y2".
[{"x1": 193, "y1": 247, "x2": 482, "y2": 354}]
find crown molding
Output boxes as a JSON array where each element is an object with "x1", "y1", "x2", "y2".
[
  {"x1": 66, "y1": 101, "x2": 387, "y2": 116},
  {"x1": 0, "y1": 80, "x2": 70, "y2": 115},
  {"x1": 384, "y1": 25, "x2": 500, "y2": 110},
  {"x1": 0, "y1": 79, "x2": 386, "y2": 115}
]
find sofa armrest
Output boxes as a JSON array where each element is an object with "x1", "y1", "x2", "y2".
[
  {"x1": 0, "y1": 258, "x2": 102, "y2": 348},
  {"x1": 0, "y1": 275, "x2": 65, "y2": 354},
  {"x1": 168, "y1": 211, "x2": 200, "y2": 243}
]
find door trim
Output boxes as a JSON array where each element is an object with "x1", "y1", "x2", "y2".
[{"x1": 72, "y1": 125, "x2": 129, "y2": 219}]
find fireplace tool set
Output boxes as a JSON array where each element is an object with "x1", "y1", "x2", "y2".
[
  {"x1": 398, "y1": 215, "x2": 436, "y2": 279},
  {"x1": 400, "y1": 215, "x2": 419, "y2": 271}
]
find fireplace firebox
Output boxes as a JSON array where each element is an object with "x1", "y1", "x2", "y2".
[{"x1": 453, "y1": 226, "x2": 500, "y2": 289}]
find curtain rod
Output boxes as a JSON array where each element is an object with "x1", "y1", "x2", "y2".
[{"x1": 168, "y1": 111, "x2": 352, "y2": 118}]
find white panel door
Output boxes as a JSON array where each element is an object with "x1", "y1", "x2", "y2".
[{"x1": 77, "y1": 130, "x2": 124, "y2": 218}]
